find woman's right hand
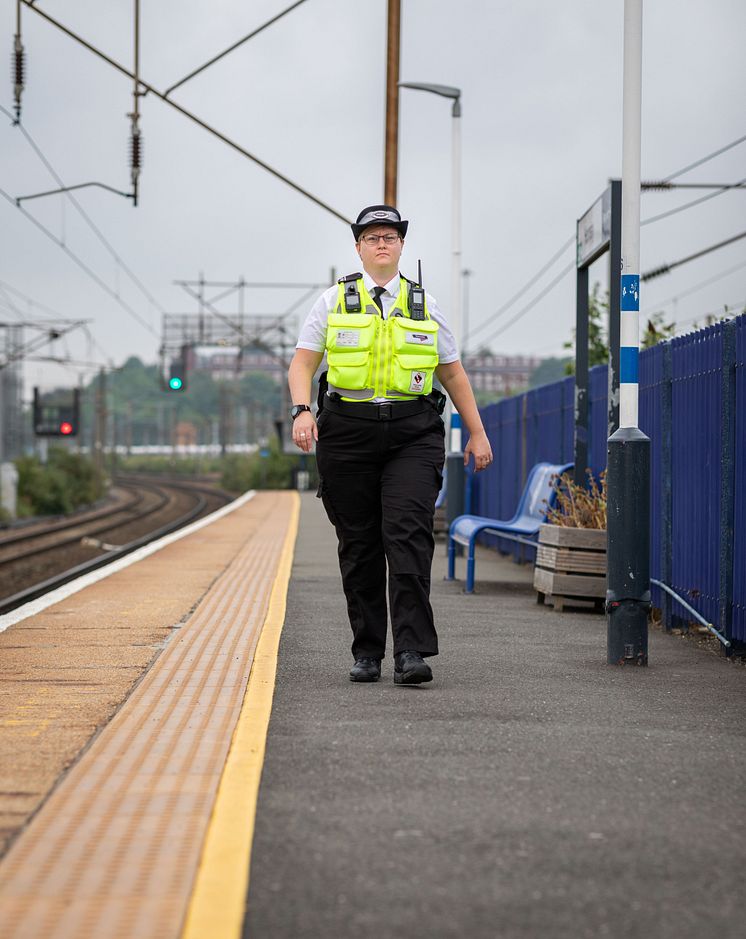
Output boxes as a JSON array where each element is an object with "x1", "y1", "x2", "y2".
[{"x1": 292, "y1": 412, "x2": 318, "y2": 452}]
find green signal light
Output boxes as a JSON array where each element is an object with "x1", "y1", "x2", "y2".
[{"x1": 169, "y1": 376, "x2": 183, "y2": 391}]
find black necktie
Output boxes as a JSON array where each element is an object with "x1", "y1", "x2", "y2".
[{"x1": 372, "y1": 286, "x2": 385, "y2": 314}]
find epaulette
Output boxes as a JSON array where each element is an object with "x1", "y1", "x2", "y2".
[
  {"x1": 401, "y1": 273, "x2": 422, "y2": 288},
  {"x1": 337, "y1": 272, "x2": 363, "y2": 284}
]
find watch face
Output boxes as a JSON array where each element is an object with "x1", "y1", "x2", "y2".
[{"x1": 291, "y1": 405, "x2": 309, "y2": 419}]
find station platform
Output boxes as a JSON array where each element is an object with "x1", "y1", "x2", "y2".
[{"x1": 1, "y1": 490, "x2": 745, "y2": 939}]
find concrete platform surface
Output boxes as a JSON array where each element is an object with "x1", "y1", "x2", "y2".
[
  {"x1": 246, "y1": 492, "x2": 746, "y2": 939},
  {"x1": 0, "y1": 492, "x2": 297, "y2": 939}
]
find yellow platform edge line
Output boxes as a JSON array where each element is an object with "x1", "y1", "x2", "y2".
[{"x1": 181, "y1": 491, "x2": 301, "y2": 939}]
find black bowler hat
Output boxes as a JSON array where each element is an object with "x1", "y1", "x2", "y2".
[{"x1": 351, "y1": 204, "x2": 409, "y2": 241}]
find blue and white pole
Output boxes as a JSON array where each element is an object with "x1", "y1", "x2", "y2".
[
  {"x1": 619, "y1": 0, "x2": 642, "y2": 431},
  {"x1": 606, "y1": 0, "x2": 651, "y2": 665}
]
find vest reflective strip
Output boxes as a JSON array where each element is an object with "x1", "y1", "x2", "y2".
[
  {"x1": 328, "y1": 384, "x2": 419, "y2": 401},
  {"x1": 327, "y1": 383, "x2": 376, "y2": 400}
]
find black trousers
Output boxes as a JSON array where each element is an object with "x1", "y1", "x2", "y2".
[{"x1": 315, "y1": 403, "x2": 445, "y2": 660}]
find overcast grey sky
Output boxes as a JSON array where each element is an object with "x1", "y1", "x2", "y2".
[{"x1": 2, "y1": 0, "x2": 744, "y2": 393}]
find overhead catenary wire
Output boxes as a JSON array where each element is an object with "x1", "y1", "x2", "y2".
[
  {"x1": 470, "y1": 260, "x2": 576, "y2": 349},
  {"x1": 0, "y1": 282, "x2": 116, "y2": 367},
  {"x1": 641, "y1": 230, "x2": 746, "y2": 282},
  {"x1": 19, "y1": 0, "x2": 352, "y2": 225},
  {"x1": 25, "y1": 355, "x2": 113, "y2": 369},
  {"x1": 643, "y1": 259, "x2": 746, "y2": 313},
  {"x1": 17, "y1": 0, "x2": 742, "y2": 352},
  {"x1": 0, "y1": 319, "x2": 88, "y2": 370},
  {"x1": 0, "y1": 187, "x2": 159, "y2": 338},
  {"x1": 176, "y1": 281, "x2": 309, "y2": 352},
  {"x1": 641, "y1": 177, "x2": 746, "y2": 227},
  {"x1": 642, "y1": 181, "x2": 746, "y2": 190},
  {"x1": 0, "y1": 279, "x2": 76, "y2": 319},
  {"x1": 467, "y1": 136, "x2": 746, "y2": 346},
  {"x1": 464, "y1": 237, "x2": 574, "y2": 344},
  {"x1": 0, "y1": 103, "x2": 165, "y2": 317},
  {"x1": 662, "y1": 131, "x2": 746, "y2": 182},
  {"x1": 0, "y1": 284, "x2": 24, "y2": 318},
  {"x1": 162, "y1": 0, "x2": 310, "y2": 98},
  {"x1": 0, "y1": 282, "x2": 114, "y2": 364},
  {"x1": 639, "y1": 132, "x2": 746, "y2": 225}
]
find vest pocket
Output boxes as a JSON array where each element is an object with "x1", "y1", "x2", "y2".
[
  {"x1": 327, "y1": 350, "x2": 372, "y2": 391},
  {"x1": 325, "y1": 313, "x2": 376, "y2": 391},
  {"x1": 390, "y1": 352, "x2": 435, "y2": 396},
  {"x1": 390, "y1": 316, "x2": 439, "y2": 352},
  {"x1": 388, "y1": 317, "x2": 438, "y2": 395},
  {"x1": 327, "y1": 313, "x2": 377, "y2": 350}
]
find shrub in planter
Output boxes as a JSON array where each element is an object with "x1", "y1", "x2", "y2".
[{"x1": 534, "y1": 471, "x2": 607, "y2": 611}]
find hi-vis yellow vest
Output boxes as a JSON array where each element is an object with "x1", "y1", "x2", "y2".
[{"x1": 325, "y1": 275, "x2": 439, "y2": 401}]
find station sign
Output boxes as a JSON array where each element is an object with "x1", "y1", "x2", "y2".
[{"x1": 577, "y1": 186, "x2": 612, "y2": 268}]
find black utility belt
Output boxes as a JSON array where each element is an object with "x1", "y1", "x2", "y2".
[{"x1": 324, "y1": 394, "x2": 438, "y2": 421}]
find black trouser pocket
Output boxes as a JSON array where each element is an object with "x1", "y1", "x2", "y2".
[{"x1": 316, "y1": 475, "x2": 338, "y2": 526}]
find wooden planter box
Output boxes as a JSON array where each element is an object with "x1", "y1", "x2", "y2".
[{"x1": 534, "y1": 523, "x2": 607, "y2": 612}]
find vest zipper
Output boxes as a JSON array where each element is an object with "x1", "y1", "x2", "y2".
[{"x1": 374, "y1": 315, "x2": 383, "y2": 398}]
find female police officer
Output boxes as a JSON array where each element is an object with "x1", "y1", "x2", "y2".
[{"x1": 288, "y1": 204, "x2": 492, "y2": 685}]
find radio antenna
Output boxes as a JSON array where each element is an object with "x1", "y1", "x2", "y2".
[{"x1": 417, "y1": 258, "x2": 423, "y2": 287}]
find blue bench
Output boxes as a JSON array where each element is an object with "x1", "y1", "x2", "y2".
[
  {"x1": 447, "y1": 461, "x2": 573, "y2": 593},
  {"x1": 435, "y1": 467, "x2": 447, "y2": 510}
]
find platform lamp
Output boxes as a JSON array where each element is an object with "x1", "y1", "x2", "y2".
[{"x1": 399, "y1": 81, "x2": 465, "y2": 521}]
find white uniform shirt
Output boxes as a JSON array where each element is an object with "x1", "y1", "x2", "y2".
[{"x1": 296, "y1": 271, "x2": 459, "y2": 365}]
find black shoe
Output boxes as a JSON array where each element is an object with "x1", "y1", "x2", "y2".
[
  {"x1": 349, "y1": 657, "x2": 381, "y2": 682},
  {"x1": 394, "y1": 651, "x2": 433, "y2": 685}
]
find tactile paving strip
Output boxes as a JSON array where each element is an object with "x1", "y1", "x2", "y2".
[{"x1": 0, "y1": 490, "x2": 297, "y2": 939}]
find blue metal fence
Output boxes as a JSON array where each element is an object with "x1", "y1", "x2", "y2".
[
  {"x1": 731, "y1": 316, "x2": 745, "y2": 640},
  {"x1": 467, "y1": 314, "x2": 745, "y2": 647}
]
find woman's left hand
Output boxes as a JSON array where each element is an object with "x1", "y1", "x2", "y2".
[{"x1": 464, "y1": 430, "x2": 493, "y2": 473}]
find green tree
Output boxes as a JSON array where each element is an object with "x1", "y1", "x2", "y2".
[
  {"x1": 16, "y1": 450, "x2": 104, "y2": 516},
  {"x1": 564, "y1": 284, "x2": 677, "y2": 376},
  {"x1": 641, "y1": 311, "x2": 676, "y2": 347},
  {"x1": 77, "y1": 357, "x2": 284, "y2": 448},
  {"x1": 473, "y1": 389, "x2": 504, "y2": 407},
  {"x1": 564, "y1": 282, "x2": 610, "y2": 374}
]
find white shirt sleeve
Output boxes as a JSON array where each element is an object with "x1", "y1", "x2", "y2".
[
  {"x1": 295, "y1": 285, "x2": 336, "y2": 352},
  {"x1": 426, "y1": 293, "x2": 460, "y2": 364}
]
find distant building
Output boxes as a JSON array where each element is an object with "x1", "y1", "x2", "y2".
[
  {"x1": 463, "y1": 352, "x2": 543, "y2": 396},
  {"x1": 174, "y1": 421, "x2": 198, "y2": 447}
]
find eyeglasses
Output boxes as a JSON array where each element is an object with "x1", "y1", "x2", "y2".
[{"x1": 360, "y1": 233, "x2": 401, "y2": 246}]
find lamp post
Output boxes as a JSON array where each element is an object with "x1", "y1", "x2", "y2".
[{"x1": 399, "y1": 81, "x2": 465, "y2": 518}]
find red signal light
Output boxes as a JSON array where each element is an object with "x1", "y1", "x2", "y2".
[{"x1": 59, "y1": 421, "x2": 73, "y2": 435}]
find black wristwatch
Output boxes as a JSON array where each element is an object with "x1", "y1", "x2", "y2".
[{"x1": 290, "y1": 404, "x2": 312, "y2": 420}]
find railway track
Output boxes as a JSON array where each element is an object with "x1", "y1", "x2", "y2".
[{"x1": 0, "y1": 475, "x2": 234, "y2": 615}]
